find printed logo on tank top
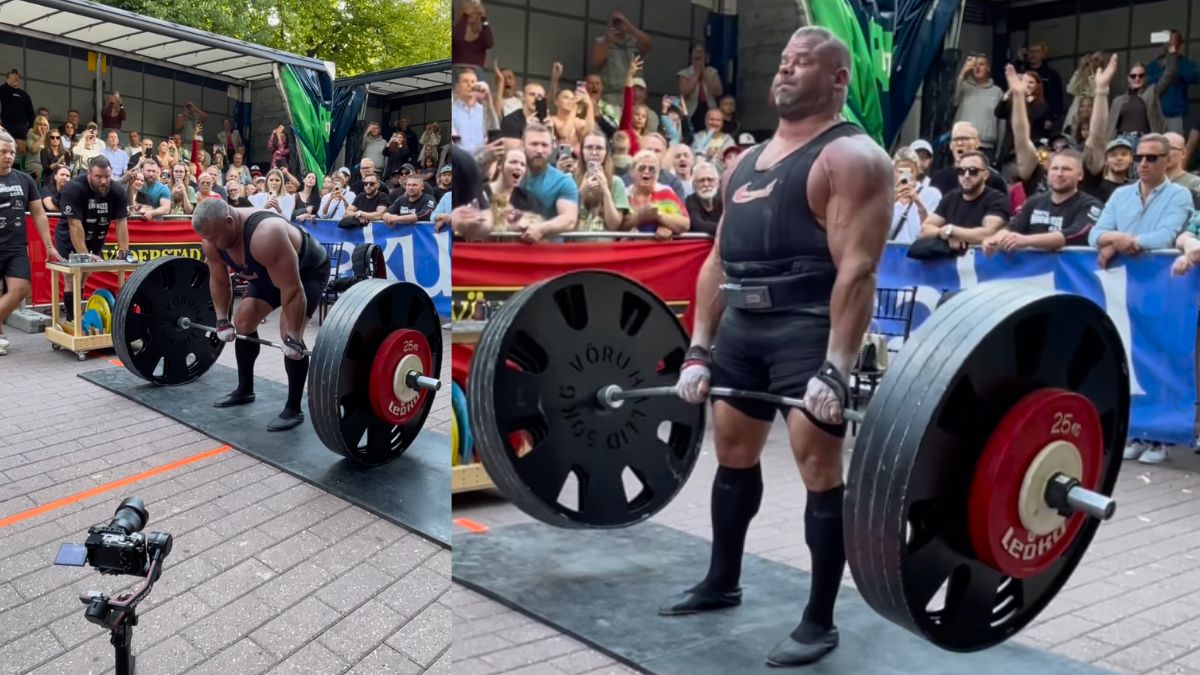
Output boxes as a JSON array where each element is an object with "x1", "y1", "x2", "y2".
[{"x1": 731, "y1": 178, "x2": 778, "y2": 204}]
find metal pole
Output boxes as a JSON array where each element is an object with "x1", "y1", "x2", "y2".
[{"x1": 595, "y1": 384, "x2": 866, "y2": 424}]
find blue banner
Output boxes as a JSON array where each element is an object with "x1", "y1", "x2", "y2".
[
  {"x1": 303, "y1": 220, "x2": 451, "y2": 317},
  {"x1": 877, "y1": 245, "x2": 1200, "y2": 446}
]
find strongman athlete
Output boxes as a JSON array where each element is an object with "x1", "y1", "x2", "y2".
[
  {"x1": 663, "y1": 27, "x2": 892, "y2": 667},
  {"x1": 191, "y1": 199, "x2": 329, "y2": 432}
]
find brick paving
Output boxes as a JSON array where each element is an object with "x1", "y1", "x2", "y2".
[
  {"x1": 0, "y1": 308, "x2": 451, "y2": 673},
  {"x1": 452, "y1": 417, "x2": 1200, "y2": 675}
]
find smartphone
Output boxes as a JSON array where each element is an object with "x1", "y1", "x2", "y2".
[
  {"x1": 487, "y1": 129, "x2": 503, "y2": 143},
  {"x1": 576, "y1": 80, "x2": 586, "y2": 91},
  {"x1": 899, "y1": 168, "x2": 913, "y2": 185},
  {"x1": 1152, "y1": 31, "x2": 1171, "y2": 44},
  {"x1": 535, "y1": 97, "x2": 548, "y2": 120},
  {"x1": 588, "y1": 160, "x2": 600, "y2": 174}
]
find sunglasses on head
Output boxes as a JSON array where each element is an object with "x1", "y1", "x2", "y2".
[
  {"x1": 956, "y1": 167, "x2": 984, "y2": 176},
  {"x1": 1134, "y1": 153, "x2": 1164, "y2": 163}
]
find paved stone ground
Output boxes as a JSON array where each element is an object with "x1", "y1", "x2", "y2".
[
  {"x1": 0, "y1": 306, "x2": 452, "y2": 674},
  {"x1": 451, "y1": 417, "x2": 1200, "y2": 675}
]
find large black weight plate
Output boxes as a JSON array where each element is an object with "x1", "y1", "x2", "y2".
[
  {"x1": 112, "y1": 256, "x2": 224, "y2": 386},
  {"x1": 309, "y1": 279, "x2": 441, "y2": 466},
  {"x1": 469, "y1": 270, "x2": 705, "y2": 528},
  {"x1": 845, "y1": 283, "x2": 1128, "y2": 652}
]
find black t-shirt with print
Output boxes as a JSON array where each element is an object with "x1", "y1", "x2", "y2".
[
  {"x1": 387, "y1": 192, "x2": 437, "y2": 221},
  {"x1": 934, "y1": 186, "x2": 1011, "y2": 229},
  {"x1": 1009, "y1": 190, "x2": 1103, "y2": 244},
  {"x1": 55, "y1": 173, "x2": 128, "y2": 253},
  {"x1": 0, "y1": 169, "x2": 39, "y2": 252},
  {"x1": 930, "y1": 164, "x2": 1008, "y2": 196}
]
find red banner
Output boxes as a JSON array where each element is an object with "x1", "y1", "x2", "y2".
[
  {"x1": 25, "y1": 217, "x2": 203, "y2": 305},
  {"x1": 451, "y1": 239, "x2": 713, "y2": 387}
]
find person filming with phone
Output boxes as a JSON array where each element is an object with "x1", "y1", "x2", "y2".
[{"x1": 890, "y1": 146, "x2": 941, "y2": 244}]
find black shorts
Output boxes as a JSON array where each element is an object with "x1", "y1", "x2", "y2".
[
  {"x1": 710, "y1": 308, "x2": 847, "y2": 437},
  {"x1": 0, "y1": 249, "x2": 31, "y2": 283},
  {"x1": 243, "y1": 264, "x2": 329, "y2": 318}
]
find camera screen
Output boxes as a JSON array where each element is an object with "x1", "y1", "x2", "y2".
[{"x1": 54, "y1": 543, "x2": 87, "y2": 567}]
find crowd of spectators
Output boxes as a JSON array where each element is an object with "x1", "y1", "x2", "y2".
[
  {"x1": 0, "y1": 66, "x2": 450, "y2": 230},
  {"x1": 451, "y1": 11, "x2": 1200, "y2": 459},
  {"x1": 450, "y1": 0, "x2": 751, "y2": 241}
]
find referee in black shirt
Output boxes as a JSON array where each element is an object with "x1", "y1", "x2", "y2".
[{"x1": 55, "y1": 155, "x2": 129, "y2": 320}]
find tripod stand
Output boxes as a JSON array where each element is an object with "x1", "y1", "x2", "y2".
[{"x1": 79, "y1": 555, "x2": 162, "y2": 675}]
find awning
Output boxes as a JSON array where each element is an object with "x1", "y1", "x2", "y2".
[
  {"x1": 0, "y1": 0, "x2": 329, "y2": 85},
  {"x1": 334, "y1": 60, "x2": 452, "y2": 98}
]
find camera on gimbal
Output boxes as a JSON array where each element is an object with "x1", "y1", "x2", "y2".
[
  {"x1": 53, "y1": 497, "x2": 173, "y2": 675},
  {"x1": 55, "y1": 497, "x2": 172, "y2": 579}
]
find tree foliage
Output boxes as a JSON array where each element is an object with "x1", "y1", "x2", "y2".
[{"x1": 97, "y1": 0, "x2": 449, "y2": 77}]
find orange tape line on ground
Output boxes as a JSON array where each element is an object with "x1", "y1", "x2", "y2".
[
  {"x1": 108, "y1": 359, "x2": 123, "y2": 367},
  {"x1": 453, "y1": 518, "x2": 489, "y2": 534},
  {"x1": 0, "y1": 445, "x2": 233, "y2": 529}
]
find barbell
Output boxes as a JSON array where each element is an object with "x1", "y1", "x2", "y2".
[
  {"x1": 111, "y1": 256, "x2": 443, "y2": 466},
  {"x1": 466, "y1": 269, "x2": 1130, "y2": 652}
]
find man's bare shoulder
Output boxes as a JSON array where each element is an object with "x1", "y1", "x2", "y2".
[{"x1": 824, "y1": 135, "x2": 892, "y2": 181}]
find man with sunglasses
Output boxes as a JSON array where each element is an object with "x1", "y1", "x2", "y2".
[
  {"x1": 1089, "y1": 134, "x2": 1192, "y2": 268},
  {"x1": 664, "y1": 28, "x2": 893, "y2": 667},
  {"x1": 337, "y1": 174, "x2": 389, "y2": 229},
  {"x1": 919, "y1": 150, "x2": 1009, "y2": 249}
]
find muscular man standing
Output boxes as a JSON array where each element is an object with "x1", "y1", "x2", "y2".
[
  {"x1": 0, "y1": 131, "x2": 57, "y2": 355},
  {"x1": 662, "y1": 27, "x2": 892, "y2": 667},
  {"x1": 190, "y1": 200, "x2": 329, "y2": 432}
]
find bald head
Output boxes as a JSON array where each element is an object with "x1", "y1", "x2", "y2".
[
  {"x1": 1165, "y1": 132, "x2": 1187, "y2": 171},
  {"x1": 791, "y1": 26, "x2": 851, "y2": 71},
  {"x1": 191, "y1": 198, "x2": 232, "y2": 237},
  {"x1": 950, "y1": 122, "x2": 981, "y2": 159},
  {"x1": 772, "y1": 27, "x2": 851, "y2": 121}
]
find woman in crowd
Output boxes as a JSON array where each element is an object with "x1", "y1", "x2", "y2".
[
  {"x1": 23, "y1": 115, "x2": 50, "y2": 183},
  {"x1": 156, "y1": 141, "x2": 175, "y2": 172},
  {"x1": 121, "y1": 170, "x2": 152, "y2": 218},
  {"x1": 487, "y1": 148, "x2": 541, "y2": 232},
  {"x1": 168, "y1": 170, "x2": 194, "y2": 215},
  {"x1": 555, "y1": 145, "x2": 578, "y2": 175},
  {"x1": 227, "y1": 151, "x2": 251, "y2": 185},
  {"x1": 452, "y1": 0, "x2": 493, "y2": 68},
  {"x1": 575, "y1": 130, "x2": 628, "y2": 233},
  {"x1": 101, "y1": 93, "x2": 126, "y2": 136},
  {"x1": 626, "y1": 149, "x2": 689, "y2": 239},
  {"x1": 1066, "y1": 52, "x2": 1104, "y2": 132},
  {"x1": 419, "y1": 121, "x2": 442, "y2": 162},
  {"x1": 618, "y1": 57, "x2": 648, "y2": 154},
  {"x1": 60, "y1": 120, "x2": 77, "y2": 150},
  {"x1": 384, "y1": 130, "x2": 414, "y2": 181},
  {"x1": 995, "y1": 71, "x2": 1053, "y2": 154},
  {"x1": 268, "y1": 124, "x2": 290, "y2": 169},
  {"x1": 40, "y1": 130, "x2": 70, "y2": 186},
  {"x1": 251, "y1": 168, "x2": 295, "y2": 218},
  {"x1": 40, "y1": 164, "x2": 72, "y2": 213},
  {"x1": 193, "y1": 172, "x2": 222, "y2": 208},
  {"x1": 685, "y1": 161, "x2": 722, "y2": 235},
  {"x1": 71, "y1": 124, "x2": 102, "y2": 174},
  {"x1": 888, "y1": 146, "x2": 941, "y2": 244},
  {"x1": 294, "y1": 172, "x2": 322, "y2": 221},
  {"x1": 420, "y1": 155, "x2": 438, "y2": 185},
  {"x1": 217, "y1": 118, "x2": 242, "y2": 159},
  {"x1": 318, "y1": 173, "x2": 355, "y2": 220}
]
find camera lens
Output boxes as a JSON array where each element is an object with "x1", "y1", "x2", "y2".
[{"x1": 109, "y1": 497, "x2": 148, "y2": 534}]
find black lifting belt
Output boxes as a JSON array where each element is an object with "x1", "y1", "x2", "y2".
[{"x1": 719, "y1": 273, "x2": 835, "y2": 311}]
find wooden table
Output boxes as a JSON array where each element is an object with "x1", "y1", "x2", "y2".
[
  {"x1": 45, "y1": 260, "x2": 141, "y2": 360},
  {"x1": 451, "y1": 319, "x2": 495, "y2": 494}
]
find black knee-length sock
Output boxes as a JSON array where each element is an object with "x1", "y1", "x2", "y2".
[
  {"x1": 794, "y1": 484, "x2": 846, "y2": 637},
  {"x1": 283, "y1": 355, "x2": 309, "y2": 413},
  {"x1": 699, "y1": 463, "x2": 764, "y2": 592},
  {"x1": 235, "y1": 331, "x2": 260, "y2": 394}
]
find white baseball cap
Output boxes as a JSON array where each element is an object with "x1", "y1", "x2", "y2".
[{"x1": 910, "y1": 139, "x2": 933, "y2": 156}]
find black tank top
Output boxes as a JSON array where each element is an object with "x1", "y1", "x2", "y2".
[
  {"x1": 720, "y1": 122, "x2": 865, "y2": 303},
  {"x1": 218, "y1": 210, "x2": 326, "y2": 281}
]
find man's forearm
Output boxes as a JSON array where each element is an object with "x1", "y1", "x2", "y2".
[
  {"x1": 68, "y1": 221, "x2": 86, "y2": 253},
  {"x1": 949, "y1": 224, "x2": 995, "y2": 244},
  {"x1": 33, "y1": 214, "x2": 53, "y2": 250},
  {"x1": 826, "y1": 262, "x2": 876, "y2": 376},
  {"x1": 1022, "y1": 232, "x2": 1068, "y2": 250},
  {"x1": 116, "y1": 222, "x2": 129, "y2": 251},
  {"x1": 690, "y1": 250, "x2": 725, "y2": 348},
  {"x1": 211, "y1": 273, "x2": 232, "y2": 320},
  {"x1": 541, "y1": 212, "x2": 577, "y2": 235},
  {"x1": 280, "y1": 285, "x2": 306, "y2": 340}
]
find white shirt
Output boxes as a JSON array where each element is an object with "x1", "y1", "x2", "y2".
[
  {"x1": 890, "y1": 185, "x2": 943, "y2": 244},
  {"x1": 318, "y1": 190, "x2": 355, "y2": 220},
  {"x1": 249, "y1": 192, "x2": 296, "y2": 220}
]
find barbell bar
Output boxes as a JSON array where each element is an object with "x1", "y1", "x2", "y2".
[
  {"x1": 595, "y1": 383, "x2": 1114, "y2": 522},
  {"x1": 176, "y1": 316, "x2": 442, "y2": 393}
]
